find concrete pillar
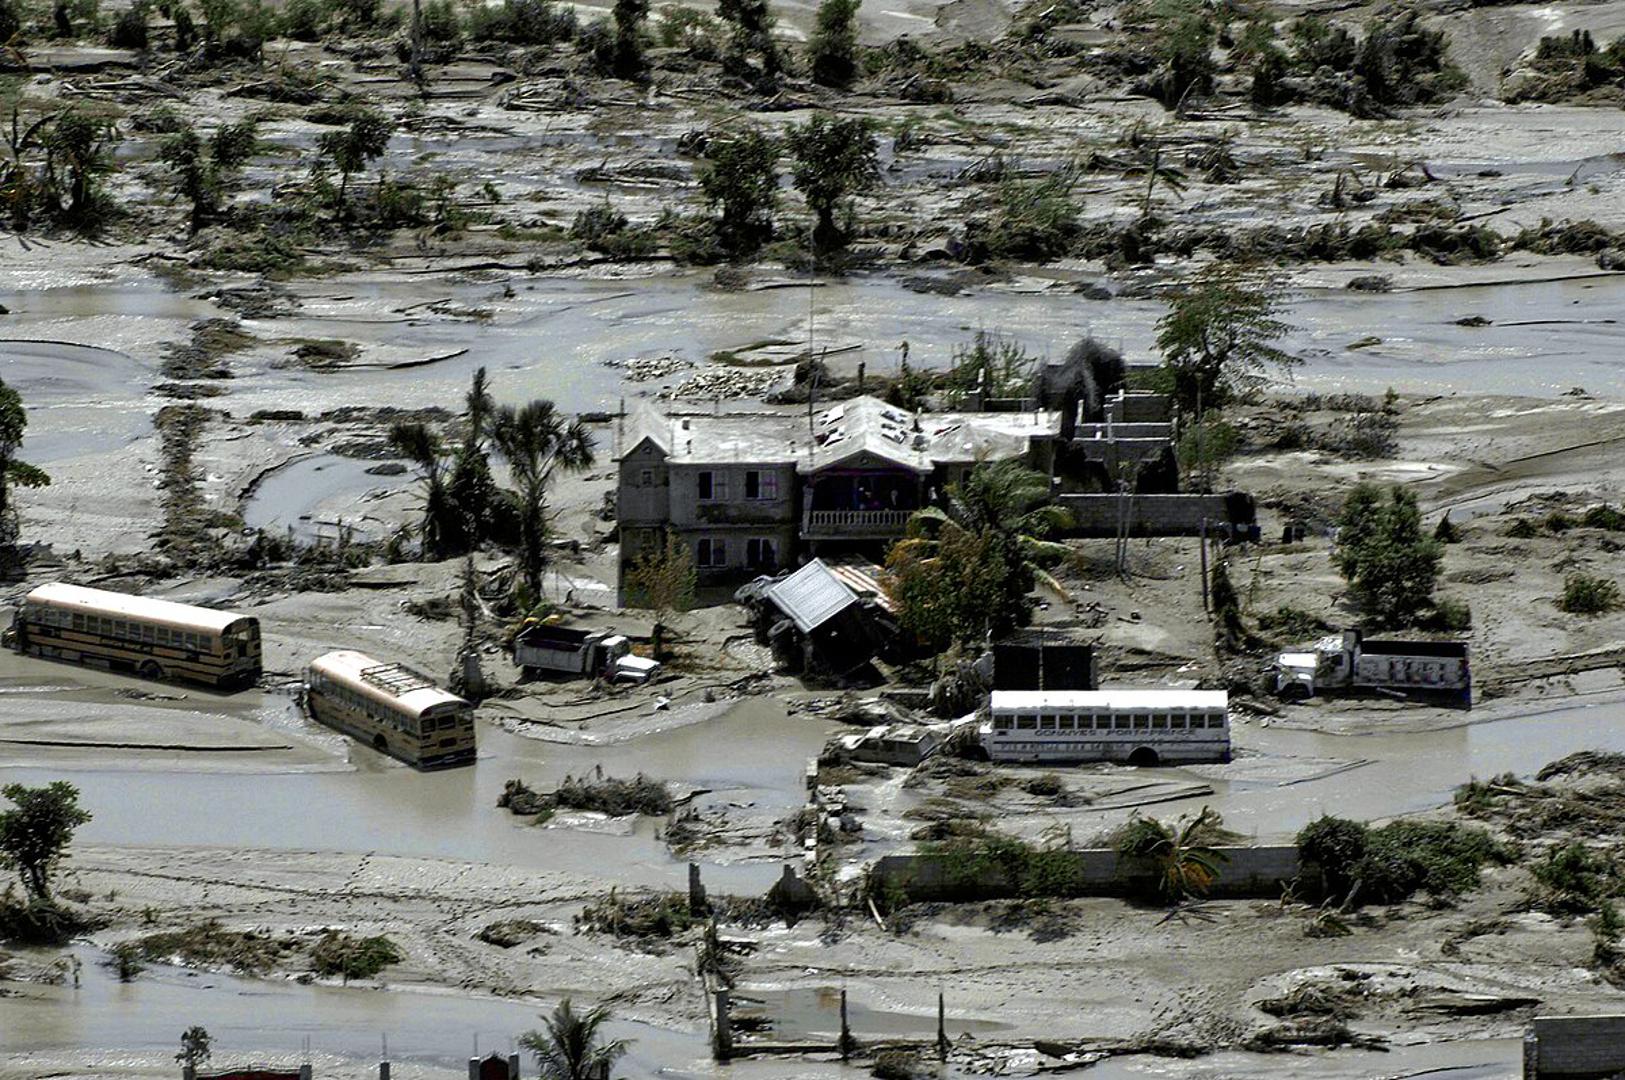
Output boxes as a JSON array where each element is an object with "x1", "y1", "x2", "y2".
[
  {"x1": 182, "y1": 1068, "x2": 196, "y2": 1080},
  {"x1": 379, "y1": 1063, "x2": 390, "y2": 1080},
  {"x1": 937, "y1": 990, "x2": 948, "y2": 1061},
  {"x1": 1522, "y1": 1028, "x2": 1539, "y2": 1080},
  {"x1": 507, "y1": 1053, "x2": 520, "y2": 1080},
  {"x1": 711, "y1": 989, "x2": 734, "y2": 1061},
  {"x1": 299, "y1": 1066, "x2": 312, "y2": 1080},
  {"x1": 468, "y1": 1059, "x2": 480, "y2": 1080},
  {"x1": 839, "y1": 989, "x2": 851, "y2": 1061},
  {"x1": 688, "y1": 863, "x2": 707, "y2": 915}
]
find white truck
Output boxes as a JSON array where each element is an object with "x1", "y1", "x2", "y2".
[
  {"x1": 1272, "y1": 629, "x2": 1470, "y2": 707},
  {"x1": 514, "y1": 624, "x2": 662, "y2": 684}
]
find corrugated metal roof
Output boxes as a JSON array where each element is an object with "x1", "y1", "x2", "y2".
[
  {"x1": 765, "y1": 559, "x2": 857, "y2": 633},
  {"x1": 823, "y1": 557, "x2": 894, "y2": 614}
]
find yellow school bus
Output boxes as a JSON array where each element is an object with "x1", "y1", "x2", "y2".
[
  {"x1": 304, "y1": 650, "x2": 475, "y2": 769},
  {"x1": 7, "y1": 583, "x2": 262, "y2": 689}
]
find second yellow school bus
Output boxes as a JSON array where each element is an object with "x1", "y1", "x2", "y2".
[{"x1": 304, "y1": 650, "x2": 475, "y2": 769}]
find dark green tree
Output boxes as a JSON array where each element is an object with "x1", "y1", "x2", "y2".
[
  {"x1": 1156, "y1": 13, "x2": 1215, "y2": 110},
  {"x1": 520, "y1": 998, "x2": 630, "y2": 1080},
  {"x1": 807, "y1": 0, "x2": 859, "y2": 88},
  {"x1": 716, "y1": 0, "x2": 778, "y2": 79},
  {"x1": 698, "y1": 128, "x2": 778, "y2": 255},
  {"x1": 0, "y1": 781, "x2": 92, "y2": 901},
  {"x1": 491, "y1": 400, "x2": 594, "y2": 600},
  {"x1": 0, "y1": 378, "x2": 50, "y2": 557},
  {"x1": 1154, "y1": 268, "x2": 1295, "y2": 417},
  {"x1": 1333, "y1": 483, "x2": 1442, "y2": 627},
  {"x1": 43, "y1": 109, "x2": 118, "y2": 228},
  {"x1": 157, "y1": 119, "x2": 258, "y2": 234},
  {"x1": 885, "y1": 460, "x2": 1070, "y2": 649},
  {"x1": 176, "y1": 1026, "x2": 213, "y2": 1070},
  {"x1": 612, "y1": 0, "x2": 648, "y2": 77},
  {"x1": 316, "y1": 109, "x2": 394, "y2": 214},
  {"x1": 785, "y1": 113, "x2": 878, "y2": 254},
  {"x1": 0, "y1": 0, "x2": 21, "y2": 43},
  {"x1": 445, "y1": 366, "x2": 498, "y2": 552}
]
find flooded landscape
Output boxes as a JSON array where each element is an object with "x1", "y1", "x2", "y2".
[{"x1": 4, "y1": 0, "x2": 1625, "y2": 1071}]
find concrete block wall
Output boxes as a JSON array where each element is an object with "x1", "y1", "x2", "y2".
[
  {"x1": 1057, "y1": 493, "x2": 1254, "y2": 537},
  {"x1": 872, "y1": 846, "x2": 1318, "y2": 903},
  {"x1": 1526, "y1": 1015, "x2": 1625, "y2": 1079}
]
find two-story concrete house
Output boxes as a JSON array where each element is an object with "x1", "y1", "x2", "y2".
[{"x1": 616, "y1": 396, "x2": 1062, "y2": 601}]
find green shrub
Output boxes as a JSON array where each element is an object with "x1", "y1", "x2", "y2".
[
  {"x1": 281, "y1": 0, "x2": 328, "y2": 39},
  {"x1": 1355, "y1": 821, "x2": 1508, "y2": 905},
  {"x1": 0, "y1": 889, "x2": 95, "y2": 946},
  {"x1": 1545, "y1": 510, "x2": 1577, "y2": 533},
  {"x1": 1428, "y1": 596, "x2": 1472, "y2": 631},
  {"x1": 1558, "y1": 573, "x2": 1621, "y2": 616},
  {"x1": 1296, "y1": 815, "x2": 1368, "y2": 899},
  {"x1": 1530, "y1": 842, "x2": 1614, "y2": 915},
  {"x1": 1584, "y1": 504, "x2": 1625, "y2": 531},
  {"x1": 309, "y1": 931, "x2": 402, "y2": 980},
  {"x1": 1257, "y1": 605, "x2": 1331, "y2": 641},
  {"x1": 108, "y1": 2, "x2": 148, "y2": 47},
  {"x1": 1504, "y1": 517, "x2": 1538, "y2": 539},
  {"x1": 1433, "y1": 513, "x2": 1460, "y2": 543}
]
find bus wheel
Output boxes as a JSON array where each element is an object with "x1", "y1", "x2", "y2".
[
  {"x1": 371, "y1": 734, "x2": 387, "y2": 754},
  {"x1": 1127, "y1": 746, "x2": 1160, "y2": 768},
  {"x1": 138, "y1": 660, "x2": 164, "y2": 681}
]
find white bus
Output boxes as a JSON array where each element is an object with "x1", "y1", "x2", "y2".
[
  {"x1": 6, "y1": 583, "x2": 261, "y2": 689},
  {"x1": 304, "y1": 650, "x2": 475, "y2": 769},
  {"x1": 980, "y1": 689, "x2": 1230, "y2": 766}
]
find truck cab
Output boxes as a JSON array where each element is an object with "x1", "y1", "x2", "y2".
[
  {"x1": 590, "y1": 634, "x2": 662, "y2": 685},
  {"x1": 1272, "y1": 634, "x2": 1352, "y2": 700}
]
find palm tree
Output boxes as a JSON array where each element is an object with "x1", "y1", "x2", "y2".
[
  {"x1": 519, "y1": 998, "x2": 629, "y2": 1080},
  {"x1": 1118, "y1": 806, "x2": 1230, "y2": 901},
  {"x1": 389, "y1": 420, "x2": 451, "y2": 560},
  {"x1": 895, "y1": 459, "x2": 1072, "y2": 598},
  {"x1": 490, "y1": 400, "x2": 594, "y2": 599},
  {"x1": 446, "y1": 366, "x2": 497, "y2": 551}
]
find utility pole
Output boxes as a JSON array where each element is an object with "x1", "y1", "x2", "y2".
[{"x1": 1199, "y1": 517, "x2": 1210, "y2": 613}]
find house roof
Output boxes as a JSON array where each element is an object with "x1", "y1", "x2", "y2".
[
  {"x1": 764, "y1": 559, "x2": 858, "y2": 634},
  {"x1": 617, "y1": 397, "x2": 1060, "y2": 472}
]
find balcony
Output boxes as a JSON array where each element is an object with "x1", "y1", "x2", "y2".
[{"x1": 801, "y1": 509, "x2": 915, "y2": 538}]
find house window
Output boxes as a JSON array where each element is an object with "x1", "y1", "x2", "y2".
[
  {"x1": 746, "y1": 537, "x2": 778, "y2": 570},
  {"x1": 698, "y1": 471, "x2": 728, "y2": 502},
  {"x1": 697, "y1": 538, "x2": 728, "y2": 567},
  {"x1": 640, "y1": 469, "x2": 655, "y2": 487},
  {"x1": 744, "y1": 470, "x2": 779, "y2": 500}
]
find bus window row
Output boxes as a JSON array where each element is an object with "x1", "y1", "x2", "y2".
[
  {"x1": 310, "y1": 672, "x2": 437, "y2": 736},
  {"x1": 991, "y1": 712, "x2": 1226, "y2": 732},
  {"x1": 28, "y1": 605, "x2": 212, "y2": 652}
]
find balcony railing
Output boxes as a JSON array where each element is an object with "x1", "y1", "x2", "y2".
[{"x1": 802, "y1": 509, "x2": 915, "y2": 537}]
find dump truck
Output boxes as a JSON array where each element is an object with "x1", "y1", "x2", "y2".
[
  {"x1": 1272, "y1": 629, "x2": 1470, "y2": 706},
  {"x1": 514, "y1": 624, "x2": 662, "y2": 684}
]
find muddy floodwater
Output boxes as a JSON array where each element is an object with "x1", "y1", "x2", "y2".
[
  {"x1": 0, "y1": 943, "x2": 1525, "y2": 1079},
  {"x1": 0, "y1": 692, "x2": 833, "y2": 894}
]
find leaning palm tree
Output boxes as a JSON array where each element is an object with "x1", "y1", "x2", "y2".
[
  {"x1": 520, "y1": 998, "x2": 629, "y2": 1080},
  {"x1": 389, "y1": 420, "x2": 452, "y2": 560},
  {"x1": 490, "y1": 399, "x2": 594, "y2": 599},
  {"x1": 1117, "y1": 806, "x2": 1231, "y2": 901},
  {"x1": 893, "y1": 458, "x2": 1073, "y2": 599}
]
